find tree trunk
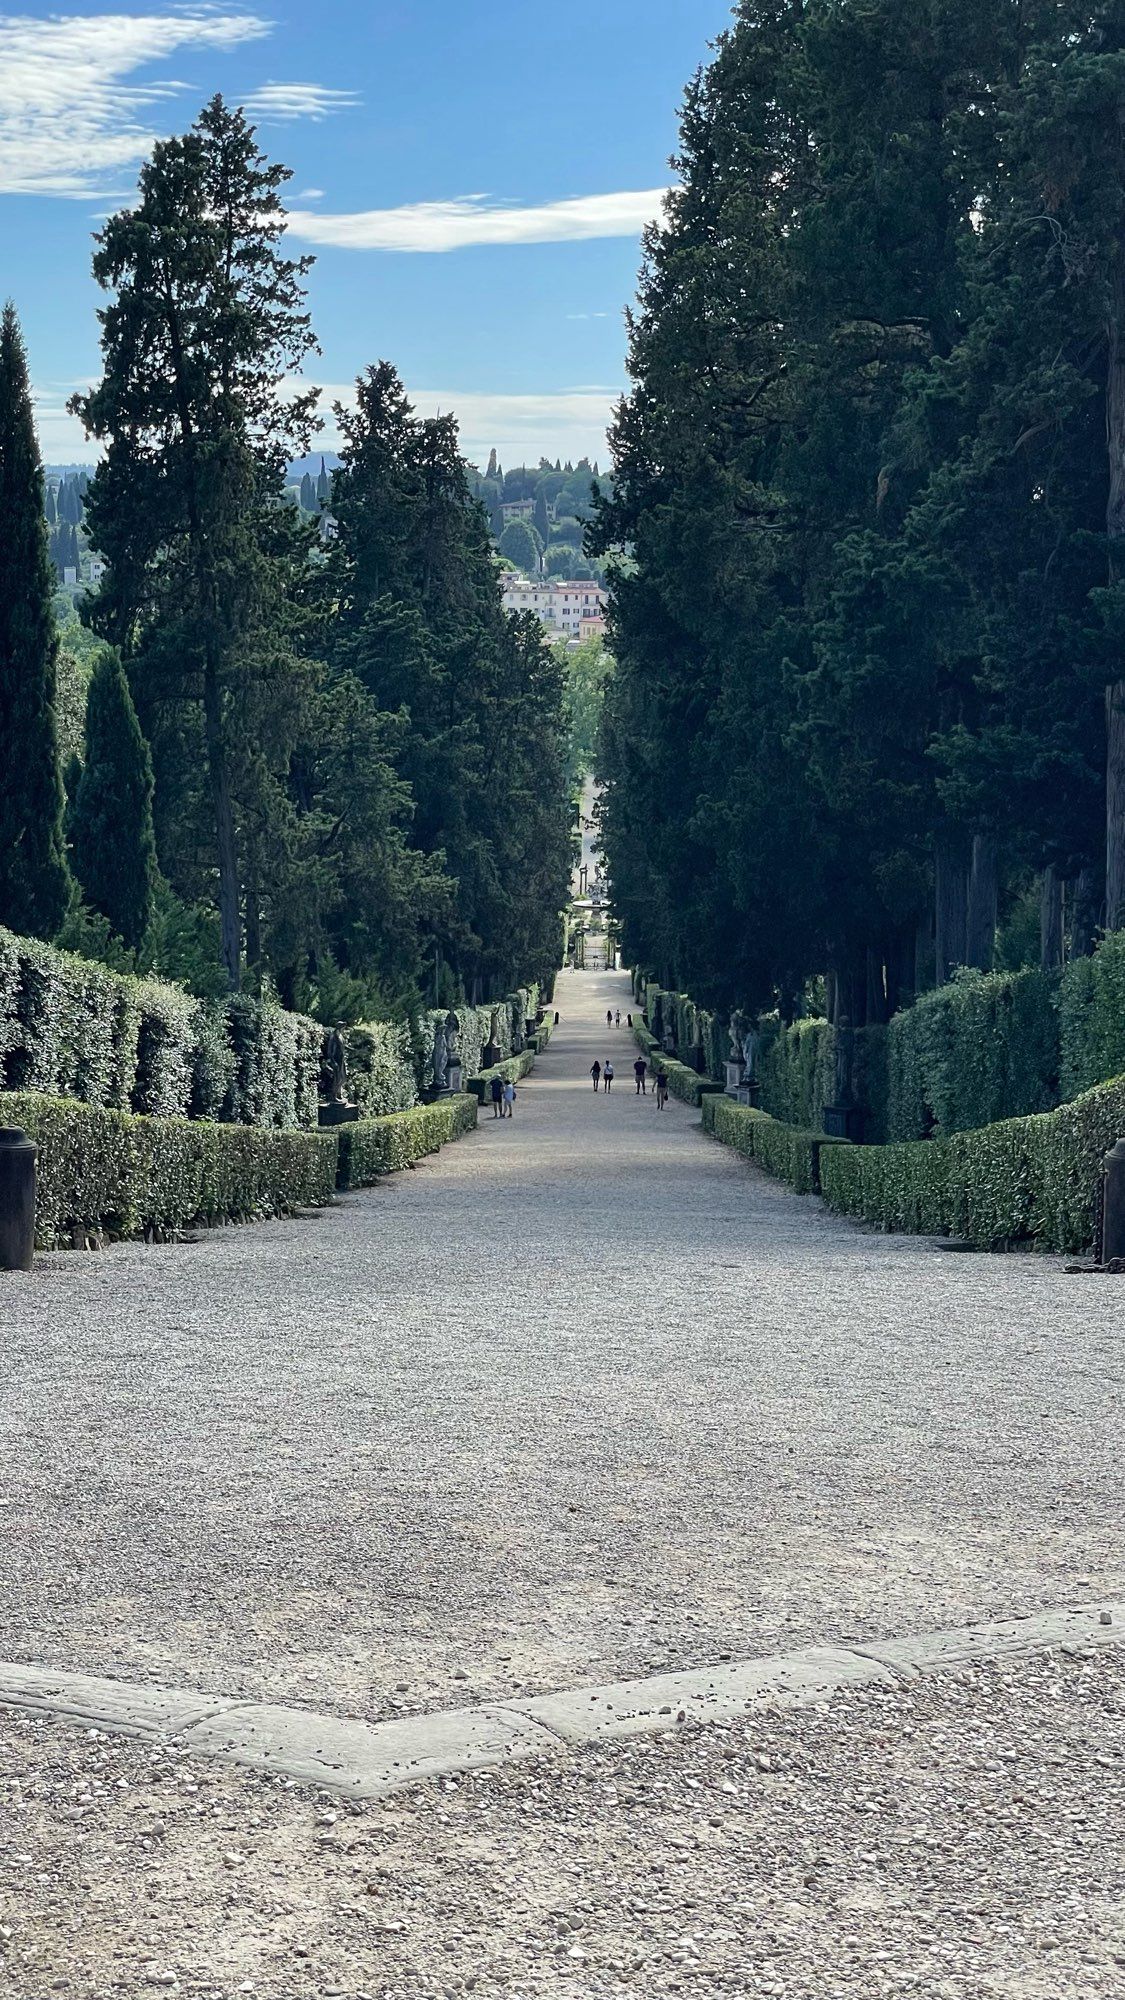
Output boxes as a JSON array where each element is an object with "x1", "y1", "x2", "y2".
[
  {"x1": 965, "y1": 834, "x2": 997, "y2": 971},
  {"x1": 1105, "y1": 240, "x2": 1125, "y2": 929},
  {"x1": 1108, "y1": 681, "x2": 1125, "y2": 931},
  {"x1": 865, "y1": 947, "x2": 889, "y2": 1026},
  {"x1": 202, "y1": 657, "x2": 240, "y2": 991},
  {"x1": 914, "y1": 918, "x2": 932, "y2": 996},
  {"x1": 886, "y1": 927, "x2": 915, "y2": 1016},
  {"x1": 1069, "y1": 864, "x2": 1102, "y2": 959},
  {"x1": 244, "y1": 832, "x2": 262, "y2": 988},
  {"x1": 934, "y1": 834, "x2": 969, "y2": 985},
  {"x1": 1039, "y1": 865, "x2": 1064, "y2": 972}
]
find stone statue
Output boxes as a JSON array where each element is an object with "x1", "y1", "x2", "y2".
[
  {"x1": 741, "y1": 1025, "x2": 759, "y2": 1079},
  {"x1": 432, "y1": 1015, "x2": 449, "y2": 1094},
  {"x1": 727, "y1": 1011, "x2": 746, "y2": 1070},
  {"x1": 323, "y1": 1024, "x2": 348, "y2": 1103},
  {"x1": 445, "y1": 1011, "x2": 461, "y2": 1065}
]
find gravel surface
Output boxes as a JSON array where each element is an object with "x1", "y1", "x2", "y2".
[
  {"x1": 3, "y1": 1643, "x2": 1124, "y2": 1998},
  {"x1": 0, "y1": 967, "x2": 1122, "y2": 1719}
]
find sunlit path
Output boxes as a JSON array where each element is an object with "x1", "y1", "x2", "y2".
[{"x1": 1, "y1": 965, "x2": 1120, "y2": 1727}]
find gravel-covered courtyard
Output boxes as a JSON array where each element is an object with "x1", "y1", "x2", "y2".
[
  {"x1": 3, "y1": 965, "x2": 1125, "y2": 1995},
  {"x1": 1, "y1": 966, "x2": 1122, "y2": 1716}
]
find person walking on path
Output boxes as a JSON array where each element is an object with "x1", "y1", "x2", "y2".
[
  {"x1": 604, "y1": 1060, "x2": 614, "y2": 1093},
  {"x1": 490, "y1": 1074, "x2": 503, "y2": 1119},
  {"x1": 615, "y1": 1009, "x2": 621, "y2": 1027},
  {"x1": 590, "y1": 1061, "x2": 602, "y2": 1091},
  {"x1": 606, "y1": 1009, "x2": 613, "y2": 1029},
  {"x1": 502, "y1": 1078, "x2": 517, "y2": 1118},
  {"x1": 634, "y1": 1056, "x2": 648, "y2": 1094},
  {"x1": 655, "y1": 1067, "x2": 669, "y2": 1110}
]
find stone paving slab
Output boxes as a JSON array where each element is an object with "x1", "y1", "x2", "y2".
[{"x1": 1, "y1": 1602, "x2": 1119, "y2": 1800}]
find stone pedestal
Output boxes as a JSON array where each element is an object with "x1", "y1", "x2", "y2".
[
  {"x1": 318, "y1": 1101, "x2": 359, "y2": 1128},
  {"x1": 725, "y1": 1061, "x2": 745, "y2": 1098},
  {"x1": 447, "y1": 1061, "x2": 463, "y2": 1094},
  {"x1": 823, "y1": 1103, "x2": 866, "y2": 1142}
]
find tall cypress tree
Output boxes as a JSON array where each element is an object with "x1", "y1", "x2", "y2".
[
  {"x1": 70, "y1": 647, "x2": 158, "y2": 948},
  {"x1": 0, "y1": 301, "x2": 70, "y2": 939}
]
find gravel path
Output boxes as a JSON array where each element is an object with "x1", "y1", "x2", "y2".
[
  {"x1": 4, "y1": 1642, "x2": 1124, "y2": 1998},
  {"x1": 0, "y1": 966, "x2": 1121, "y2": 1722}
]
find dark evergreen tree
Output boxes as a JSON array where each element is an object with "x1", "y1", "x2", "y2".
[
  {"x1": 74, "y1": 96, "x2": 320, "y2": 989},
  {"x1": 299, "y1": 470, "x2": 315, "y2": 512},
  {"x1": 0, "y1": 301, "x2": 71, "y2": 938},
  {"x1": 44, "y1": 481, "x2": 56, "y2": 526},
  {"x1": 533, "y1": 487, "x2": 550, "y2": 544},
  {"x1": 70, "y1": 646, "x2": 158, "y2": 947},
  {"x1": 316, "y1": 455, "x2": 330, "y2": 507}
]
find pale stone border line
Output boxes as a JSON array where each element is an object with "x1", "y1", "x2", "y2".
[{"x1": 1, "y1": 1604, "x2": 1119, "y2": 1802}]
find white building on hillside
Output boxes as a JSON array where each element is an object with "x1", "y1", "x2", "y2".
[{"x1": 501, "y1": 574, "x2": 607, "y2": 639}]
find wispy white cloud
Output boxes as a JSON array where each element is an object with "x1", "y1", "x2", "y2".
[
  {"x1": 39, "y1": 379, "x2": 623, "y2": 471},
  {"x1": 0, "y1": 9, "x2": 270, "y2": 197},
  {"x1": 312, "y1": 381, "x2": 621, "y2": 468},
  {"x1": 295, "y1": 187, "x2": 326, "y2": 201},
  {"x1": 286, "y1": 188, "x2": 669, "y2": 253},
  {"x1": 566, "y1": 311, "x2": 611, "y2": 321},
  {"x1": 242, "y1": 83, "x2": 359, "y2": 123}
]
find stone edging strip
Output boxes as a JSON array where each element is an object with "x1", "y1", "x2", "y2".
[{"x1": 1, "y1": 1603, "x2": 1119, "y2": 1801}]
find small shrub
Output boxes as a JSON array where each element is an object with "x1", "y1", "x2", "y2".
[
  {"x1": 336, "y1": 1094, "x2": 478, "y2": 1188},
  {"x1": 0, "y1": 1089, "x2": 338, "y2": 1247},
  {"x1": 702, "y1": 1094, "x2": 850, "y2": 1193}
]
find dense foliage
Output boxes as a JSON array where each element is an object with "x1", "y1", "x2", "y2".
[
  {"x1": 0, "y1": 99, "x2": 575, "y2": 1025},
  {"x1": 0, "y1": 303, "x2": 71, "y2": 940},
  {"x1": 595, "y1": 1, "x2": 1125, "y2": 1040}
]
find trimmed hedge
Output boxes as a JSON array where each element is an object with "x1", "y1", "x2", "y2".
[
  {"x1": 0, "y1": 1089, "x2": 338, "y2": 1248},
  {"x1": 702, "y1": 1093, "x2": 851, "y2": 1195},
  {"x1": 1059, "y1": 932, "x2": 1125, "y2": 1101},
  {"x1": 336, "y1": 1094, "x2": 478, "y2": 1188},
  {"x1": 819, "y1": 1073, "x2": 1125, "y2": 1253},
  {"x1": 886, "y1": 966, "x2": 1059, "y2": 1141},
  {"x1": 346, "y1": 1018, "x2": 417, "y2": 1118},
  {"x1": 0, "y1": 925, "x2": 322, "y2": 1129}
]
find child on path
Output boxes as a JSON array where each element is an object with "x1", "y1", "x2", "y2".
[
  {"x1": 490, "y1": 1074, "x2": 503, "y2": 1118},
  {"x1": 591, "y1": 1061, "x2": 602, "y2": 1090},
  {"x1": 503, "y1": 1079, "x2": 517, "y2": 1117},
  {"x1": 604, "y1": 1060, "x2": 614, "y2": 1092},
  {"x1": 655, "y1": 1068, "x2": 669, "y2": 1110}
]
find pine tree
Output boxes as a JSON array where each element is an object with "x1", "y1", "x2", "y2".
[
  {"x1": 299, "y1": 470, "x2": 315, "y2": 512},
  {"x1": 44, "y1": 481, "x2": 56, "y2": 526},
  {"x1": 533, "y1": 487, "x2": 550, "y2": 544},
  {"x1": 0, "y1": 302, "x2": 71, "y2": 938},
  {"x1": 316, "y1": 455, "x2": 330, "y2": 507},
  {"x1": 70, "y1": 647, "x2": 158, "y2": 947},
  {"x1": 486, "y1": 447, "x2": 499, "y2": 479},
  {"x1": 74, "y1": 96, "x2": 319, "y2": 989}
]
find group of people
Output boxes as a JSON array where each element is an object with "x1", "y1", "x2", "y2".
[
  {"x1": 590, "y1": 1051, "x2": 669, "y2": 1109},
  {"x1": 488, "y1": 1074, "x2": 518, "y2": 1118}
]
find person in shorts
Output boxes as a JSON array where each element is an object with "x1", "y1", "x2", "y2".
[
  {"x1": 603, "y1": 1060, "x2": 614, "y2": 1092},
  {"x1": 503, "y1": 1078, "x2": 517, "y2": 1117},
  {"x1": 655, "y1": 1068, "x2": 669, "y2": 1110},
  {"x1": 634, "y1": 1056, "x2": 647, "y2": 1094}
]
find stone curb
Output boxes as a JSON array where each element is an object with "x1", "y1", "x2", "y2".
[{"x1": 1, "y1": 1603, "x2": 1119, "y2": 1802}]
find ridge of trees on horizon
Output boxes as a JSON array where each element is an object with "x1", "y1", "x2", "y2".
[
  {"x1": 0, "y1": 98, "x2": 573, "y2": 1021},
  {"x1": 594, "y1": 0, "x2": 1125, "y2": 1039}
]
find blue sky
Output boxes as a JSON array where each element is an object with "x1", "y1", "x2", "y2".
[{"x1": 0, "y1": 2, "x2": 732, "y2": 468}]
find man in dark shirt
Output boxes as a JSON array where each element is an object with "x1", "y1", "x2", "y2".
[{"x1": 634, "y1": 1056, "x2": 647, "y2": 1094}]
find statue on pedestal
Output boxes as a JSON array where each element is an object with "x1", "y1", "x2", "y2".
[
  {"x1": 323, "y1": 1024, "x2": 349, "y2": 1103},
  {"x1": 432, "y1": 1015, "x2": 449, "y2": 1094}
]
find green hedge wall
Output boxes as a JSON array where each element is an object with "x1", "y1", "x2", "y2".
[
  {"x1": 336, "y1": 1095, "x2": 478, "y2": 1188},
  {"x1": 345, "y1": 1018, "x2": 417, "y2": 1118},
  {"x1": 1058, "y1": 932, "x2": 1125, "y2": 1101},
  {"x1": 820, "y1": 1073, "x2": 1125, "y2": 1253},
  {"x1": 1, "y1": 1090, "x2": 338, "y2": 1248},
  {"x1": 0, "y1": 926, "x2": 322, "y2": 1129},
  {"x1": 702, "y1": 1094, "x2": 852, "y2": 1195},
  {"x1": 886, "y1": 966, "x2": 1059, "y2": 1141}
]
